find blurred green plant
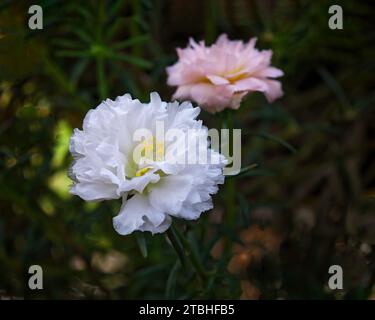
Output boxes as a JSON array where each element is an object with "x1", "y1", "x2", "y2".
[{"x1": 0, "y1": 0, "x2": 374, "y2": 299}]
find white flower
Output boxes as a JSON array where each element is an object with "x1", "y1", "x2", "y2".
[{"x1": 69, "y1": 92, "x2": 227, "y2": 235}]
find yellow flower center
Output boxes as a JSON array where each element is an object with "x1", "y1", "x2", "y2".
[
  {"x1": 139, "y1": 136, "x2": 165, "y2": 162},
  {"x1": 127, "y1": 136, "x2": 166, "y2": 179},
  {"x1": 135, "y1": 166, "x2": 152, "y2": 177}
]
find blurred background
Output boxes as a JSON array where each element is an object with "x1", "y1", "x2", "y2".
[{"x1": 0, "y1": 0, "x2": 374, "y2": 299}]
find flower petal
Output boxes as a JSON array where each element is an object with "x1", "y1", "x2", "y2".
[
  {"x1": 264, "y1": 79, "x2": 284, "y2": 102},
  {"x1": 257, "y1": 67, "x2": 284, "y2": 78},
  {"x1": 149, "y1": 175, "x2": 193, "y2": 216},
  {"x1": 206, "y1": 75, "x2": 230, "y2": 85},
  {"x1": 113, "y1": 195, "x2": 170, "y2": 235},
  {"x1": 71, "y1": 182, "x2": 119, "y2": 201}
]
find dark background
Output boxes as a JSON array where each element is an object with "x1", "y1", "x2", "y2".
[{"x1": 0, "y1": 0, "x2": 374, "y2": 299}]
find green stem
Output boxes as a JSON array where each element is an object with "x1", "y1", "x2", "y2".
[
  {"x1": 221, "y1": 110, "x2": 237, "y2": 228},
  {"x1": 225, "y1": 177, "x2": 236, "y2": 227},
  {"x1": 130, "y1": 0, "x2": 142, "y2": 57},
  {"x1": 167, "y1": 224, "x2": 207, "y2": 283},
  {"x1": 96, "y1": 56, "x2": 107, "y2": 100},
  {"x1": 204, "y1": 0, "x2": 218, "y2": 44},
  {"x1": 166, "y1": 226, "x2": 186, "y2": 268},
  {"x1": 174, "y1": 225, "x2": 207, "y2": 282},
  {"x1": 96, "y1": 0, "x2": 107, "y2": 100}
]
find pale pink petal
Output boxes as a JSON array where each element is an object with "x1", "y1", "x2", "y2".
[
  {"x1": 264, "y1": 80, "x2": 284, "y2": 102},
  {"x1": 206, "y1": 75, "x2": 230, "y2": 85},
  {"x1": 216, "y1": 34, "x2": 229, "y2": 45},
  {"x1": 231, "y1": 78, "x2": 268, "y2": 92},
  {"x1": 166, "y1": 33, "x2": 284, "y2": 111},
  {"x1": 257, "y1": 67, "x2": 284, "y2": 78},
  {"x1": 172, "y1": 85, "x2": 192, "y2": 101}
]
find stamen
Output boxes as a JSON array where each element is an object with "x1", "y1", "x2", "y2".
[{"x1": 135, "y1": 166, "x2": 152, "y2": 177}]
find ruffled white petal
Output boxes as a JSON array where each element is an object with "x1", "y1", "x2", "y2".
[
  {"x1": 70, "y1": 92, "x2": 226, "y2": 235},
  {"x1": 113, "y1": 195, "x2": 171, "y2": 235}
]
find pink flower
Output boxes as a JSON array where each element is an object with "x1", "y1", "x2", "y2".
[{"x1": 166, "y1": 34, "x2": 284, "y2": 113}]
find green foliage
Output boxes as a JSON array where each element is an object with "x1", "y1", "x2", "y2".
[{"x1": 0, "y1": 0, "x2": 374, "y2": 299}]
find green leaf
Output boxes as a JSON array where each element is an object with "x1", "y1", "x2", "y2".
[
  {"x1": 317, "y1": 67, "x2": 351, "y2": 108},
  {"x1": 238, "y1": 194, "x2": 250, "y2": 226},
  {"x1": 56, "y1": 50, "x2": 89, "y2": 58},
  {"x1": 165, "y1": 260, "x2": 180, "y2": 299},
  {"x1": 107, "y1": 17, "x2": 129, "y2": 40},
  {"x1": 166, "y1": 225, "x2": 186, "y2": 268},
  {"x1": 113, "y1": 35, "x2": 150, "y2": 50},
  {"x1": 238, "y1": 168, "x2": 274, "y2": 178},
  {"x1": 227, "y1": 163, "x2": 258, "y2": 179},
  {"x1": 70, "y1": 58, "x2": 89, "y2": 86},
  {"x1": 135, "y1": 232, "x2": 148, "y2": 258},
  {"x1": 255, "y1": 132, "x2": 297, "y2": 154},
  {"x1": 53, "y1": 39, "x2": 84, "y2": 50},
  {"x1": 70, "y1": 5, "x2": 94, "y2": 22},
  {"x1": 112, "y1": 53, "x2": 153, "y2": 69},
  {"x1": 108, "y1": 0, "x2": 127, "y2": 18},
  {"x1": 65, "y1": 26, "x2": 93, "y2": 44}
]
